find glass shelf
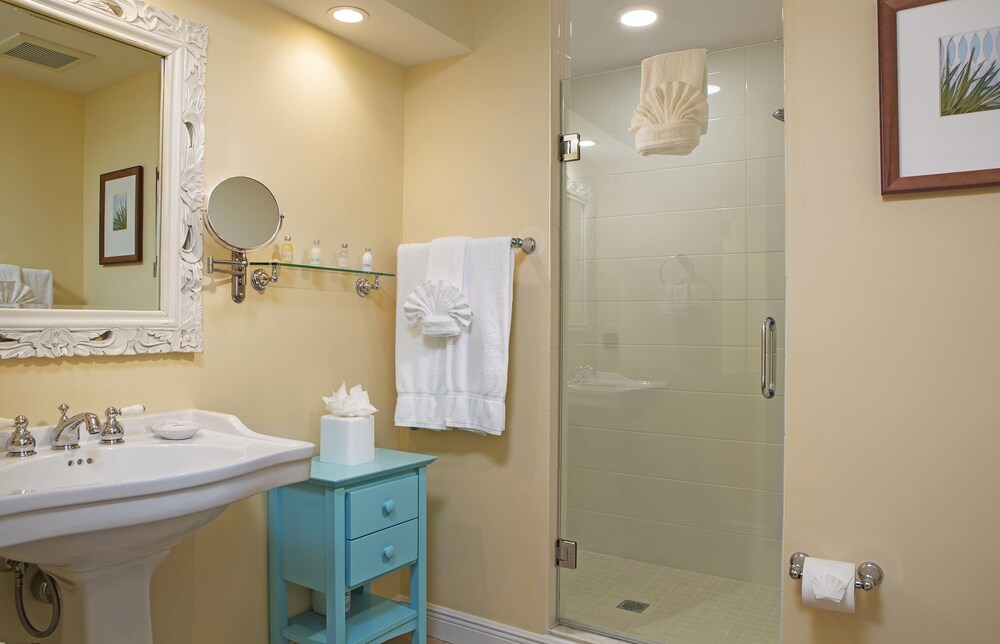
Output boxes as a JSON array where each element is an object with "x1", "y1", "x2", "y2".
[{"x1": 247, "y1": 261, "x2": 395, "y2": 278}]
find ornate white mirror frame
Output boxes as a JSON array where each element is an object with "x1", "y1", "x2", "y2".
[{"x1": 0, "y1": 0, "x2": 206, "y2": 359}]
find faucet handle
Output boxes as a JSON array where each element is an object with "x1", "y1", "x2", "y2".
[
  {"x1": 99, "y1": 405, "x2": 142, "y2": 445},
  {"x1": 58, "y1": 403, "x2": 70, "y2": 420},
  {"x1": 0, "y1": 417, "x2": 14, "y2": 428},
  {"x1": 6, "y1": 416, "x2": 36, "y2": 458}
]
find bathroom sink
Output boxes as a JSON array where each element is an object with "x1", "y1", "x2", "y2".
[{"x1": 0, "y1": 409, "x2": 314, "y2": 643}]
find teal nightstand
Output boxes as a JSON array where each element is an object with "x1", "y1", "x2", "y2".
[{"x1": 268, "y1": 449, "x2": 436, "y2": 644}]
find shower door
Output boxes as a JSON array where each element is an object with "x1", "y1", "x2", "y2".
[{"x1": 558, "y1": 41, "x2": 786, "y2": 644}]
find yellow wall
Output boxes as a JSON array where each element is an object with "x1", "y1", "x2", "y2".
[
  {"x1": 783, "y1": 0, "x2": 1000, "y2": 642},
  {"x1": 0, "y1": 0, "x2": 404, "y2": 641},
  {"x1": 400, "y1": 0, "x2": 556, "y2": 632},
  {"x1": 0, "y1": 74, "x2": 85, "y2": 306},
  {"x1": 82, "y1": 68, "x2": 161, "y2": 310}
]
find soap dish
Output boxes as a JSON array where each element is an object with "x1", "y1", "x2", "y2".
[{"x1": 151, "y1": 420, "x2": 201, "y2": 440}]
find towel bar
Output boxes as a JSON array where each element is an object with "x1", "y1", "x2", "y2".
[
  {"x1": 511, "y1": 237, "x2": 537, "y2": 254},
  {"x1": 789, "y1": 552, "x2": 884, "y2": 591}
]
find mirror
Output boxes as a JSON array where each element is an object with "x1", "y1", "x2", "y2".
[
  {"x1": 205, "y1": 177, "x2": 282, "y2": 304},
  {"x1": 206, "y1": 177, "x2": 282, "y2": 252},
  {"x1": 0, "y1": 0, "x2": 206, "y2": 358},
  {"x1": 0, "y1": 0, "x2": 162, "y2": 311}
]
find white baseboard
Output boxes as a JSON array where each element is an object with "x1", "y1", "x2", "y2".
[
  {"x1": 426, "y1": 603, "x2": 565, "y2": 643},
  {"x1": 425, "y1": 603, "x2": 625, "y2": 644}
]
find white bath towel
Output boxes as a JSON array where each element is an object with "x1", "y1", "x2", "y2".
[
  {"x1": 395, "y1": 236, "x2": 515, "y2": 435},
  {"x1": 630, "y1": 49, "x2": 709, "y2": 156},
  {"x1": 442, "y1": 237, "x2": 514, "y2": 435},
  {"x1": 20, "y1": 267, "x2": 52, "y2": 308},
  {"x1": 404, "y1": 237, "x2": 473, "y2": 337},
  {"x1": 395, "y1": 242, "x2": 450, "y2": 430}
]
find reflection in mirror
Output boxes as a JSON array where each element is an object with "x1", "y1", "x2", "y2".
[
  {"x1": 0, "y1": 0, "x2": 205, "y2": 359},
  {"x1": 206, "y1": 177, "x2": 282, "y2": 251},
  {"x1": 205, "y1": 177, "x2": 283, "y2": 304},
  {"x1": 0, "y1": 0, "x2": 162, "y2": 311}
]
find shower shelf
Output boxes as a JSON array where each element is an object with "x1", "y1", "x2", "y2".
[{"x1": 246, "y1": 261, "x2": 394, "y2": 297}]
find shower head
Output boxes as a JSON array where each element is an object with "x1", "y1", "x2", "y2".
[{"x1": 772, "y1": 108, "x2": 785, "y2": 122}]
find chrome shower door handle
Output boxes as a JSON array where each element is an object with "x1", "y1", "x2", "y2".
[{"x1": 761, "y1": 317, "x2": 776, "y2": 399}]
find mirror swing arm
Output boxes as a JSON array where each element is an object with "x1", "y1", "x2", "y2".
[
  {"x1": 0, "y1": 0, "x2": 207, "y2": 359},
  {"x1": 205, "y1": 227, "x2": 283, "y2": 305}
]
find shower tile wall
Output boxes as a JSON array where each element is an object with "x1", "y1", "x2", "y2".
[{"x1": 563, "y1": 42, "x2": 785, "y2": 586}]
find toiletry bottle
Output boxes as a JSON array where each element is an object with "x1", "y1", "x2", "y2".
[
  {"x1": 310, "y1": 239, "x2": 322, "y2": 266},
  {"x1": 338, "y1": 243, "x2": 349, "y2": 268},
  {"x1": 361, "y1": 247, "x2": 373, "y2": 272},
  {"x1": 280, "y1": 236, "x2": 294, "y2": 262}
]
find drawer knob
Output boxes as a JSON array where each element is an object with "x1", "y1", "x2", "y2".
[
  {"x1": 382, "y1": 545, "x2": 395, "y2": 561},
  {"x1": 382, "y1": 500, "x2": 395, "y2": 516}
]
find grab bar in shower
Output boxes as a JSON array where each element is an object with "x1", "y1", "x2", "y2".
[{"x1": 761, "y1": 317, "x2": 776, "y2": 399}]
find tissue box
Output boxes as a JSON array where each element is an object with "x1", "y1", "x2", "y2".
[{"x1": 319, "y1": 415, "x2": 375, "y2": 465}]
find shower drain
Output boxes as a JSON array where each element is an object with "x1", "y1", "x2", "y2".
[{"x1": 616, "y1": 599, "x2": 650, "y2": 614}]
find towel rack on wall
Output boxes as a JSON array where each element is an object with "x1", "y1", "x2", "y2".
[{"x1": 511, "y1": 237, "x2": 537, "y2": 254}]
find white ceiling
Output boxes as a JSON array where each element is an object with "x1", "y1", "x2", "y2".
[
  {"x1": 0, "y1": 0, "x2": 160, "y2": 95},
  {"x1": 569, "y1": 0, "x2": 784, "y2": 76},
  {"x1": 264, "y1": 0, "x2": 473, "y2": 67}
]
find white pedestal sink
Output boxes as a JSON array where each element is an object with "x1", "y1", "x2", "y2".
[{"x1": 0, "y1": 409, "x2": 314, "y2": 644}]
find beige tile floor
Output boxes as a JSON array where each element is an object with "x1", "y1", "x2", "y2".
[{"x1": 560, "y1": 551, "x2": 780, "y2": 644}]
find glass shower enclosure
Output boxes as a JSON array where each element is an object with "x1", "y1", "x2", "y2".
[{"x1": 557, "y1": 39, "x2": 786, "y2": 644}]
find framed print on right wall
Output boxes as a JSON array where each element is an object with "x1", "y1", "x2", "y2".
[{"x1": 878, "y1": 0, "x2": 1000, "y2": 194}]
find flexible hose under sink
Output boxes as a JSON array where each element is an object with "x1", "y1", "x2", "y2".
[{"x1": 8, "y1": 560, "x2": 61, "y2": 638}]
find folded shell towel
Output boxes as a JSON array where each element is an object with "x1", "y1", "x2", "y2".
[
  {"x1": 630, "y1": 49, "x2": 709, "y2": 156},
  {"x1": 404, "y1": 280, "x2": 473, "y2": 337},
  {"x1": 0, "y1": 281, "x2": 37, "y2": 308},
  {"x1": 404, "y1": 236, "x2": 473, "y2": 338}
]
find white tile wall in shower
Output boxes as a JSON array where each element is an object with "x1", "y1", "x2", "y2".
[{"x1": 561, "y1": 41, "x2": 785, "y2": 588}]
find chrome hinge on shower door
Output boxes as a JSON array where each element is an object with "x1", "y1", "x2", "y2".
[
  {"x1": 560, "y1": 133, "x2": 581, "y2": 162},
  {"x1": 555, "y1": 539, "x2": 578, "y2": 568}
]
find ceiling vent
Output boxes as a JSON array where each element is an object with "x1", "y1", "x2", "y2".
[{"x1": 0, "y1": 33, "x2": 93, "y2": 71}]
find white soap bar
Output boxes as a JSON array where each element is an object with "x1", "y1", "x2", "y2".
[{"x1": 319, "y1": 415, "x2": 375, "y2": 465}]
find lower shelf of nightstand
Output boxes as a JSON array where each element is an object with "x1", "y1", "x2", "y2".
[{"x1": 282, "y1": 594, "x2": 417, "y2": 644}]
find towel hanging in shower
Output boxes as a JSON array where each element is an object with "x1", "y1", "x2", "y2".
[{"x1": 630, "y1": 49, "x2": 709, "y2": 156}]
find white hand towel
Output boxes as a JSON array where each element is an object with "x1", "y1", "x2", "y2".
[
  {"x1": 0, "y1": 264, "x2": 19, "y2": 282},
  {"x1": 19, "y1": 267, "x2": 52, "y2": 308},
  {"x1": 443, "y1": 237, "x2": 514, "y2": 435},
  {"x1": 0, "y1": 281, "x2": 37, "y2": 308},
  {"x1": 404, "y1": 236, "x2": 473, "y2": 337},
  {"x1": 395, "y1": 242, "x2": 450, "y2": 430},
  {"x1": 630, "y1": 49, "x2": 709, "y2": 156},
  {"x1": 660, "y1": 281, "x2": 692, "y2": 316}
]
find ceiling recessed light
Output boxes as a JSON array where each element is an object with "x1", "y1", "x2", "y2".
[
  {"x1": 329, "y1": 6, "x2": 368, "y2": 23},
  {"x1": 618, "y1": 7, "x2": 658, "y2": 28},
  {"x1": 707, "y1": 84, "x2": 721, "y2": 95},
  {"x1": 579, "y1": 140, "x2": 597, "y2": 147}
]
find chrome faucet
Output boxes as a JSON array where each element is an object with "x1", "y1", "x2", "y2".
[
  {"x1": 571, "y1": 365, "x2": 596, "y2": 382},
  {"x1": 99, "y1": 405, "x2": 145, "y2": 445},
  {"x1": 51, "y1": 403, "x2": 101, "y2": 450}
]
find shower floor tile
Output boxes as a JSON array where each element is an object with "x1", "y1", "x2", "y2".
[{"x1": 560, "y1": 551, "x2": 780, "y2": 644}]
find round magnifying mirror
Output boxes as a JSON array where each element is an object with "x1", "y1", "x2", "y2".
[{"x1": 206, "y1": 177, "x2": 282, "y2": 251}]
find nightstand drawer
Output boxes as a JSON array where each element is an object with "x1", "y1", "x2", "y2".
[
  {"x1": 346, "y1": 519, "x2": 418, "y2": 587},
  {"x1": 346, "y1": 474, "x2": 418, "y2": 538}
]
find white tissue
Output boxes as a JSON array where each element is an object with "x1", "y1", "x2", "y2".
[
  {"x1": 801, "y1": 557, "x2": 856, "y2": 613},
  {"x1": 322, "y1": 383, "x2": 378, "y2": 418}
]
